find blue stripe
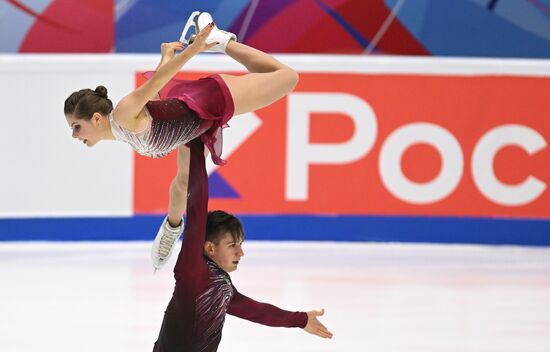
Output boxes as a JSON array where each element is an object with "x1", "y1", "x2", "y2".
[
  {"x1": 487, "y1": 0, "x2": 499, "y2": 11},
  {"x1": 315, "y1": 0, "x2": 370, "y2": 48},
  {"x1": 0, "y1": 215, "x2": 549, "y2": 246}
]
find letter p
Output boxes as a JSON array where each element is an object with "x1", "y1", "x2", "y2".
[{"x1": 286, "y1": 93, "x2": 377, "y2": 200}]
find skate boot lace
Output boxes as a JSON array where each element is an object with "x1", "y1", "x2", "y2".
[{"x1": 158, "y1": 229, "x2": 179, "y2": 259}]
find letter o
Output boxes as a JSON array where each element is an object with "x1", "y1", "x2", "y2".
[{"x1": 379, "y1": 123, "x2": 463, "y2": 204}]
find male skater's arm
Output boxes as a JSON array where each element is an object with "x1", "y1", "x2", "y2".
[
  {"x1": 174, "y1": 138, "x2": 209, "y2": 274},
  {"x1": 227, "y1": 290, "x2": 333, "y2": 338}
]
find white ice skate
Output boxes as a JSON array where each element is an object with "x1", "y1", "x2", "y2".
[
  {"x1": 151, "y1": 217, "x2": 184, "y2": 271},
  {"x1": 179, "y1": 11, "x2": 237, "y2": 53}
]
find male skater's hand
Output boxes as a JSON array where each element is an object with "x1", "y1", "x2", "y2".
[{"x1": 303, "y1": 309, "x2": 333, "y2": 339}]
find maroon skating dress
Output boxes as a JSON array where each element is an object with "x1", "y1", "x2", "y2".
[
  {"x1": 152, "y1": 139, "x2": 307, "y2": 352},
  {"x1": 110, "y1": 73, "x2": 235, "y2": 165}
]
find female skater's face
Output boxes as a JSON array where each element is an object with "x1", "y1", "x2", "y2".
[
  {"x1": 65, "y1": 114, "x2": 102, "y2": 147},
  {"x1": 205, "y1": 232, "x2": 244, "y2": 273}
]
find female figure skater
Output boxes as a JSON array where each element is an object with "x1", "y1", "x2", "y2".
[
  {"x1": 64, "y1": 12, "x2": 299, "y2": 269},
  {"x1": 153, "y1": 136, "x2": 332, "y2": 352}
]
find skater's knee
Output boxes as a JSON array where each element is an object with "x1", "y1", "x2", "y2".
[
  {"x1": 289, "y1": 69, "x2": 299, "y2": 89},
  {"x1": 282, "y1": 68, "x2": 299, "y2": 91}
]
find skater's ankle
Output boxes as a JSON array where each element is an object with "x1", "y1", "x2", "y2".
[{"x1": 167, "y1": 217, "x2": 182, "y2": 228}]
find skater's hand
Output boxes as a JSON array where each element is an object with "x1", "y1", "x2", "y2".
[
  {"x1": 186, "y1": 22, "x2": 218, "y2": 54},
  {"x1": 160, "y1": 41, "x2": 185, "y2": 59},
  {"x1": 303, "y1": 309, "x2": 333, "y2": 339}
]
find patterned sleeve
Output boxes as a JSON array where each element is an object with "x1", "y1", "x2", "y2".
[{"x1": 226, "y1": 289, "x2": 308, "y2": 328}]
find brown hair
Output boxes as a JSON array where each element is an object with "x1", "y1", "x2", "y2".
[
  {"x1": 205, "y1": 210, "x2": 244, "y2": 244},
  {"x1": 64, "y1": 86, "x2": 113, "y2": 120}
]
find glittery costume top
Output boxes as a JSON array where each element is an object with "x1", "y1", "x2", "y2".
[
  {"x1": 110, "y1": 73, "x2": 235, "y2": 165},
  {"x1": 110, "y1": 100, "x2": 211, "y2": 158},
  {"x1": 152, "y1": 139, "x2": 308, "y2": 352}
]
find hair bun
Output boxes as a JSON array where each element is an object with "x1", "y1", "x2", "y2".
[{"x1": 94, "y1": 85, "x2": 108, "y2": 98}]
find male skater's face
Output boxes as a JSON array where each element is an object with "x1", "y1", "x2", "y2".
[{"x1": 205, "y1": 232, "x2": 244, "y2": 273}]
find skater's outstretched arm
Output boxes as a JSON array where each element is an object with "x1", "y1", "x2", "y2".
[
  {"x1": 227, "y1": 291, "x2": 333, "y2": 339},
  {"x1": 113, "y1": 24, "x2": 217, "y2": 126},
  {"x1": 155, "y1": 41, "x2": 185, "y2": 72},
  {"x1": 166, "y1": 146, "x2": 209, "y2": 227}
]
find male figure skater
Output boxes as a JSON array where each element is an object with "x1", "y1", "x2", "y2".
[{"x1": 153, "y1": 138, "x2": 332, "y2": 352}]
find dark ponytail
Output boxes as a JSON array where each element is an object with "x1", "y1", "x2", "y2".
[{"x1": 64, "y1": 85, "x2": 113, "y2": 120}]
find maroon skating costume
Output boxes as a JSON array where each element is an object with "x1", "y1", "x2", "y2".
[
  {"x1": 152, "y1": 139, "x2": 307, "y2": 352},
  {"x1": 110, "y1": 73, "x2": 234, "y2": 165}
]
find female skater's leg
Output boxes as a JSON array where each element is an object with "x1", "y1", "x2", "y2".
[
  {"x1": 226, "y1": 41, "x2": 289, "y2": 73},
  {"x1": 167, "y1": 146, "x2": 210, "y2": 226},
  {"x1": 167, "y1": 146, "x2": 190, "y2": 227},
  {"x1": 151, "y1": 146, "x2": 188, "y2": 270},
  {"x1": 219, "y1": 41, "x2": 299, "y2": 116}
]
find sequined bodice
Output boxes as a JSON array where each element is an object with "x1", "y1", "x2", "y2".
[{"x1": 110, "y1": 99, "x2": 212, "y2": 158}]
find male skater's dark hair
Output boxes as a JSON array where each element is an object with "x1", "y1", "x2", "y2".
[{"x1": 206, "y1": 210, "x2": 244, "y2": 244}]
